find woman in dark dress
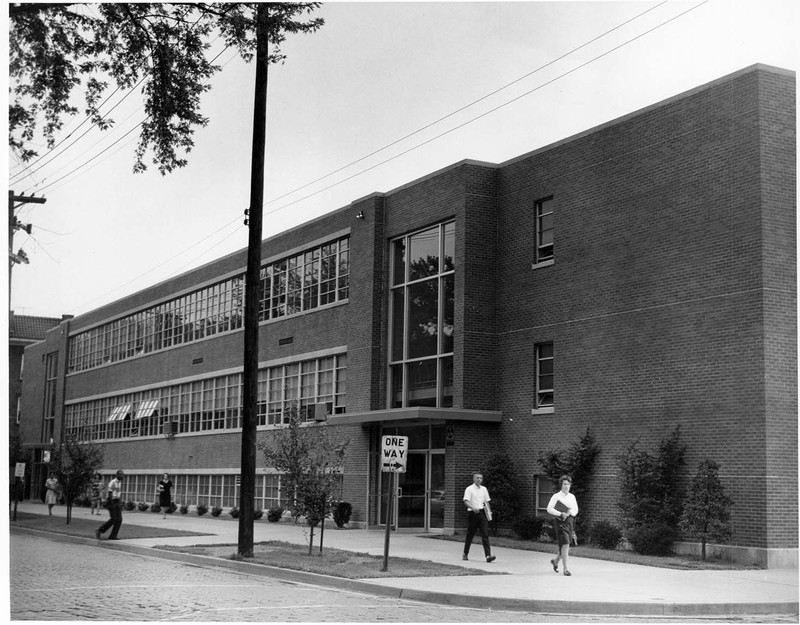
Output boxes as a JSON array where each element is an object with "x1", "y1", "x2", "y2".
[{"x1": 157, "y1": 473, "x2": 173, "y2": 519}]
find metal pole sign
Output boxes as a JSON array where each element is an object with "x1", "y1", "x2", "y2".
[
  {"x1": 380, "y1": 435, "x2": 408, "y2": 473},
  {"x1": 380, "y1": 435, "x2": 407, "y2": 571}
]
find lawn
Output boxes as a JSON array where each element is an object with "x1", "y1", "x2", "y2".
[
  {"x1": 158, "y1": 541, "x2": 504, "y2": 579},
  {"x1": 428, "y1": 533, "x2": 763, "y2": 570},
  {"x1": 10, "y1": 511, "x2": 211, "y2": 540}
]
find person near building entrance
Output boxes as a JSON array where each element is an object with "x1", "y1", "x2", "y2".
[
  {"x1": 44, "y1": 472, "x2": 59, "y2": 515},
  {"x1": 462, "y1": 472, "x2": 496, "y2": 562},
  {"x1": 157, "y1": 473, "x2": 172, "y2": 519},
  {"x1": 96, "y1": 470, "x2": 124, "y2": 540},
  {"x1": 547, "y1": 474, "x2": 579, "y2": 576}
]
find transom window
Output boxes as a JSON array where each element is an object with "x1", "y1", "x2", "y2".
[
  {"x1": 389, "y1": 222, "x2": 455, "y2": 408},
  {"x1": 535, "y1": 197, "x2": 554, "y2": 263}
]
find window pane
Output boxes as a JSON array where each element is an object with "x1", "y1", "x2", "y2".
[
  {"x1": 441, "y1": 274, "x2": 454, "y2": 354},
  {"x1": 407, "y1": 279, "x2": 438, "y2": 359},
  {"x1": 392, "y1": 238, "x2": 406, "y2": 285},
  {"x1": 408, "y1": 227, "x2": 439, "y2": 282},
  {"x1": 407, "y1": 359, "x2": 437, "y2": 407},
  {"x1": 390, "y1": 289, "x2": 405, "y2": 362}
]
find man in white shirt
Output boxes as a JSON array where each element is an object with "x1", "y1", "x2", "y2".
[
  {"x1": 96, "y1": 470, "x2": 125, "y2": 540},
  {"x1": 462, "y1": 473, "x2": 496, "y2": 562}
]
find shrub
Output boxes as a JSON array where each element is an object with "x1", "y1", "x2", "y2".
[
  {"x1": 151, "y1": 503, "x2": 161, "y2": 513},
  {"x1": 333, "y1": 501, "x2": 352, "y2": 528},
  {"x1": 211, "y1": 506, "x2": 223, "y2": 517},
  {"x1": 196, "y1": 503, "x2": 209, "y2": 516},
  {"x1": 267, "y1": 506, "x2": 283, "y2": 522},
  {"x1": 626, "y1": 523, "x2": 678, "y2": 556},
  {"x1": 137, "y1": 502, "x2": 150, "y2": 512},
  {"x1": 512, "y1": 514, "x2": 546, "y2": 541},
  {"x1": 588, "y1": 520, "x2": 622, "y2": 550},
  {"x1": 254, "y1": 507, "x2": 264, "y2": 520},
  {"x1": 479, "y1": 454, "x2": 522, "y2": 533},
  {"x1": 166, "y1": 503, "x2": 177, "y2": 514},
  {"x1": 229, "y1": 506, "x2": 240, "y2": 519},
  {"x1": 124, "y1": 500, "x2": 136, "y2": 511},
  {"x1": 179, "y1": 504, "x2": 189, "y2": 515}
]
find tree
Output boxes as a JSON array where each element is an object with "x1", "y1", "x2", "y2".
[
  {"x1": 679, "y1": 459, "x2": 734, "y2": 560},
  {"x1": 9, "y1": 3, "x2": 323, "y2": 173},
  {"x1": 616, "y1": 425, "x2": 686, "y2": 555},
  {"x1": 258, "y1": 404, "x2": 348, "y2": 555},
  {"x1": 10, "y1": 2, "x2": 324, "y2": 558},
  {"x1": 538, "y1": 427, "x2": 600, "y2": 536},
  {"x1": 49, "y1": 434, "x2": 104, "y2": 525},
  {"x1": 478, "y1": 453, "x2": 521, "y2": 535}
]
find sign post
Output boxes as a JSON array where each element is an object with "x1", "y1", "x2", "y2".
[
  {"x1": 13, "y1": 463, "x2": 25, "y2": 521},
  {"x1": 380, "y1": 435, "x2": 408, "y2": 572}
]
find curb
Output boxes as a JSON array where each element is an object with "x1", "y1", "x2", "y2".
[{"x1": 12, "y1": 526, "x2": 799, "y2": 617}]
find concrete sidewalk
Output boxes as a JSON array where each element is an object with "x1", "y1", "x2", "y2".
[{"x1": 12, "y1": 502, "x2": 799, "y2": 617}]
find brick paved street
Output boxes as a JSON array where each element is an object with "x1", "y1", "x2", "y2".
[{"x1": 10, "y1": 532, "x2": 796, "y2": 622}]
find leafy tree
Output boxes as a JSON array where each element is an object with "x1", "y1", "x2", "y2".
[
  {"x1": 258, "y1": 404, "x2": 348, "y2": 554},
  {"x1": 538, "y1": 427, "x2": 600, "y2": 536},
  {"x1": 478, "y1": 453, "x2": 522, "y2": 535},
  {"x1": 49, "y1": 434, "x2": 104, "y2": 525},
  {"x1": 617, "y1": 425, "x2": 686, "y2": 554},
  {"x1": 9, "y1": 2, "x2": 324, "y2": 172},
  {"x1": 679, "y1": 459, "x2": 734, "y2": 560}
]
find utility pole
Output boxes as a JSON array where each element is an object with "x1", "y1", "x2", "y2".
[
  {"x1": 238, "y1": 3, "x2": 269, "y2": 558},
  {"x1": 8, "y1": 190, "x2": 46, "y2": 305}
]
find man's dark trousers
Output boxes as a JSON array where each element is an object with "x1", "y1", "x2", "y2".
[
  {"x1": 98, "y1": 499, "x2": 123, "y2": 538},
  {"x1": 464, "y1": 509, "x2": 491, "y2": 556}
]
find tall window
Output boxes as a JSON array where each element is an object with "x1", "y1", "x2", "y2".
[
  {"x1": 535, "y1": 342, "x2": 554, "y2": 409},
  {"x1": 535, "y1": 197, "x2": 554, "y2": 263},
  {"x1": 43, "y1": 352, "x2": 58, "y2": 443},
  {"x1": 536, "y1": 475, "x2": 555, "y2": 513},
  {"x1": 389, "y1": 222, "x2": 455, "y2": 408}
]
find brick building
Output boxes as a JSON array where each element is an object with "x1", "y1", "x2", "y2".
[{"x1": 19, "y1": 64, "x2": 796, "y2": 567}]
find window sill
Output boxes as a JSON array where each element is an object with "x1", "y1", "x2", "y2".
[
  {"x1": 531, "y1": 259, "x2": 554, "y2": 269},
  {"x1": 531, "y1": 407, "x2": 554, "y2": 415}
]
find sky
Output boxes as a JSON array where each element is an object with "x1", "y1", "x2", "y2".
[{"x1": 5, "y1": 0, "x2": 798, "y2": 319}]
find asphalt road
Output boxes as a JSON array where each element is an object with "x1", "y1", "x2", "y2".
[{"x1": 9, "y1": 532, "x2": 794, "y2": 623}]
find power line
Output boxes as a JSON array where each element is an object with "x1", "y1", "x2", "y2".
[
  {"x1": 263, "y1": 0, "x2": 670, "y2": 207},
  {"x1": 264, "y1": 1, "x2": 709, "y2": 215}
]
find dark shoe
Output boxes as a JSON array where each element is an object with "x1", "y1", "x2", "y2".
[
  {"x1": 95, "y1": 529, "x2": 102, "y2": 540},
  {"x1": 563, "y1": 570, "x2": 571, "y2": 576},
  {"x1": 550, "y1": 558, "x2": 559, "y2": 573},
  {"x1": 462, "y1": 554, "x2": 468, "y2": 561},
  {"x1": 486, "y1": 555, "x2": 496, "y2": 563}
]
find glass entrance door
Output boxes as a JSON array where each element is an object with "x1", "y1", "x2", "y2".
[{"x1": 397, "y1": 452, "x2": 426, "y2": 528}]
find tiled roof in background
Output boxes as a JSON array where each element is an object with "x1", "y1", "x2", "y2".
[{"x1": 9, "y1": 313, "x2": 63, "y2": 341}]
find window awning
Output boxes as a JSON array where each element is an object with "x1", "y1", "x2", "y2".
[
  {"x1": 327, "y1": 407, "x2": 503, "y2": 426},
  {"x1": 107, "y1": 403, "x2": 132, "y2": 422},
  {"x1": 134, "y1": 399, "x2": 159, "y2": 420}
]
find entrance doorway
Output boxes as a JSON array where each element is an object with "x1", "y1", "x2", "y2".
[{"x1": 378, "y1": 425, "x2": 445, "y2": 531}]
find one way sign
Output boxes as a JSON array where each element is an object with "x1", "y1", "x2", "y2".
[{"x1": 381, "y1": 435, "x2": 408, "y2": 473}]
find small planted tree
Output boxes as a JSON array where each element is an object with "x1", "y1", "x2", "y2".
[
  {"x1": 49, "y1": 434, "x2": 104, "y2": 525},
  {"x1": 617, "y1": 425, "x2": 685, "y2": 555},
  {"x1": 679, "y1": 459, "x2": 733, "y2": 560},
  {"x1": 258, "y1": 403, "x2": 348, "y2": 554},
  {"x1": 479, "y1": 453, "x2": 521, "y2": 535}
]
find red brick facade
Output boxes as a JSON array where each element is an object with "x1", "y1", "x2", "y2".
[{"x1": 20, "y1": 65, "x2": 796, "y2": 566}]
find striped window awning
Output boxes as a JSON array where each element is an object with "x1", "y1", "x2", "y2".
[
  {"x1": 134, "y1": 399, "x2": 160, "y2": 420},
  {"x1": 107, "y1": 403, "x2": 132, "y2": 422}
]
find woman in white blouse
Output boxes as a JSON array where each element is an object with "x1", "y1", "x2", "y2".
[{"x1": 547, "y1": 475, "x2": 578, "y2": 576}]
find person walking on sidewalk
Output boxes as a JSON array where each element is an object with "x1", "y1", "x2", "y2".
[
  {"x1": 547, "y1": 474, "x2": 579, "y2": 576},
  {"x1": 44, "y1": 472, "x2": 59, "y2": 515},
  {"x1": 96, "y1": 470, "x2": 125, "y2": 540},
  {"x1": 157, "y1": 473, "x2": 172, "y2": 519},
  {"x1": 462, "y1": 472, "x2": 496, "y2": 562}
]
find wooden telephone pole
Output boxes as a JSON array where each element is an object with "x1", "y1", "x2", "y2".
[
  {"x1": 8, "y1": 190, "x2": 46, "y2": 304},
  {"x1": 237, "y1": 3, "x2": 269, "y2": 558}
]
